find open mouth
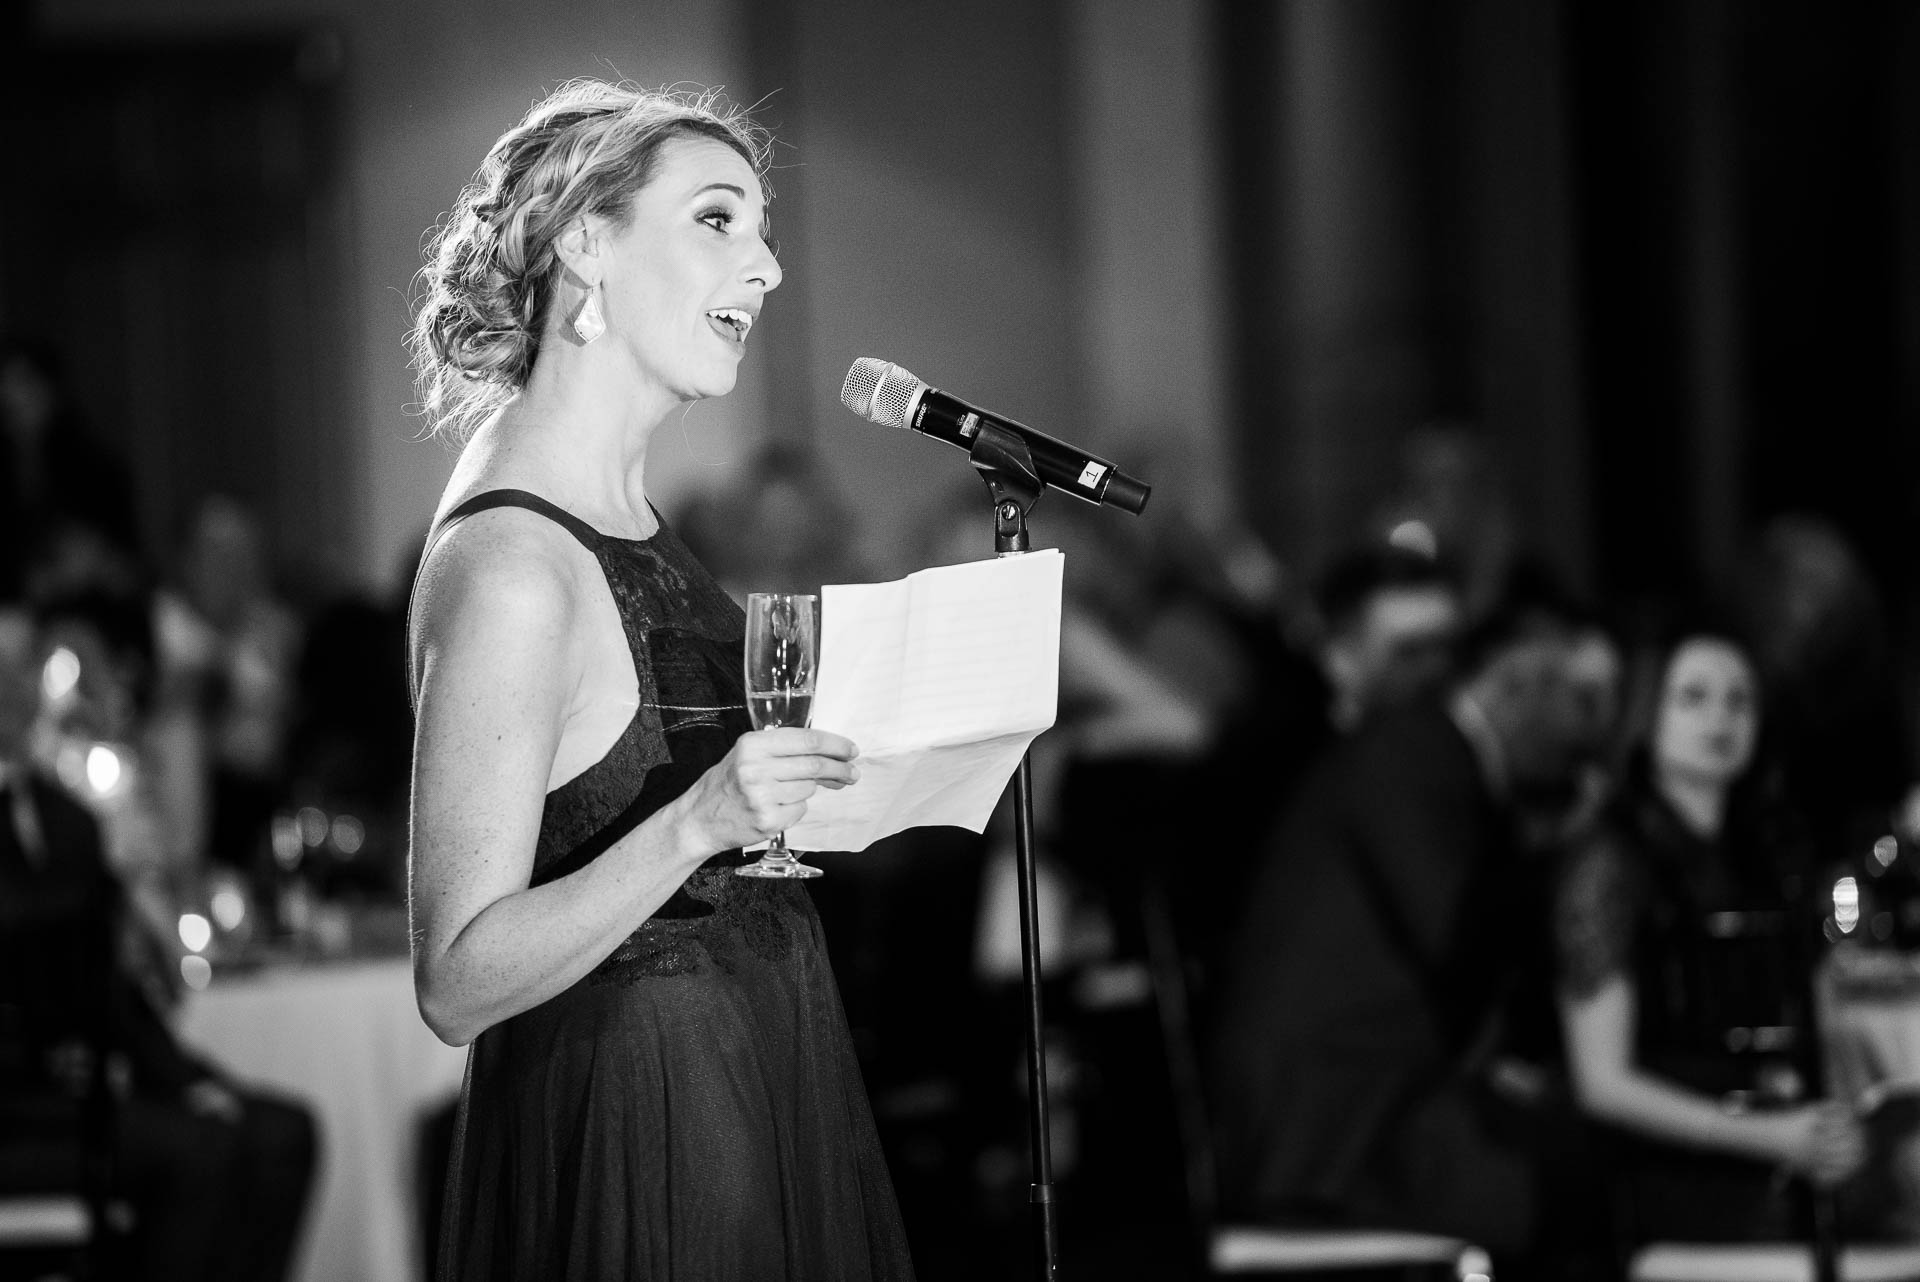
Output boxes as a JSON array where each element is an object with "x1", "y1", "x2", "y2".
[{"x1": 707, "y1": 307, "x2": 754, "y2": 342}]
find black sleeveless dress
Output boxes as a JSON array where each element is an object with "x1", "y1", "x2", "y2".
[{"x1": 422, "y1": 490, "x2": 914, "y2": 1281}]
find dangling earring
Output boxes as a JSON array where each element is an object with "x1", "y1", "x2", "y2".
[{"x1": 571, "y1": 290, "x2": 606, "y2": 344}]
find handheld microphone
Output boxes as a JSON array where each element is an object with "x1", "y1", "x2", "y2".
[{"x1": 839, "y1": 358, "x2": 1151, "y2": 515}]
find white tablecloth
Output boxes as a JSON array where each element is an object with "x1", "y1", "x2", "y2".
[{"x1": 179, "y1": 957, "x2": 469, "y2": 1282}]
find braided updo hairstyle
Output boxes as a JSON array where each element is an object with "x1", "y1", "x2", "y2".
[{"x1": 410, "y1": 80, "x2": 773, "y2": 444}]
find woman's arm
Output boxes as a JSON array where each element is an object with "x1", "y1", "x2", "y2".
[
  {"x1": 1560, "y1": 976, "x2": 1864, "y2": 1184},
  {"x1": 407, "y1": 523, "x2": 857, "y2": 1046}
]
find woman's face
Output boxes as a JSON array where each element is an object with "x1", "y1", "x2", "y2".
[
  {"x1": 594, "y1": 135, "x2": 782, "y2": 403},
  {"x1": 1652, "y1": 637, "x2": 1760, "y2": 791}
]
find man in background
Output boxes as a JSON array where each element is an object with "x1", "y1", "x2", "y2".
[
  {"x1": 1314, "y1": 543, "x2": 1463, "y2": 735},
  {"x1": 1208, "y1": 599, "x2": 1616, "y2": 1273}
]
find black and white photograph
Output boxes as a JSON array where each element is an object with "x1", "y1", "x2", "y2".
[{"x1": 3, "y1": 2, "x2": 1920, "y2": 1280}]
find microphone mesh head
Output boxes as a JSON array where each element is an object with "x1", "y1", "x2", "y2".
[{"x1": 840, "y1": 358, "x2": 924, "y2": 430}]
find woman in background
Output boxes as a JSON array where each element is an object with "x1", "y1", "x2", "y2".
[
  {"x1": 406, "y1": 81, "x2": 912, "y2": 1279},
  {"x1": 1557, "y1": 621, "x2": 1866, "y2": 1243}
]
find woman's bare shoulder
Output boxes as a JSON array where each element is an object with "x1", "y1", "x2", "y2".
[{"x1": 411, "y1": 502, "x2": 593, "y2": 661}]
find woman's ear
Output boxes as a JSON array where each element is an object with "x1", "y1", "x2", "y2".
[{"x1": 554, "y1": 215, "x2": 603, "y2": 287}]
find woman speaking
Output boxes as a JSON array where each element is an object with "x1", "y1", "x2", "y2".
[{"x1": 405, "y1": 80, "x2": 914, "y2": 1279}]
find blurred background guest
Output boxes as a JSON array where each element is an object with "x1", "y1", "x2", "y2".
[
  {"x1": 31, "y1": 588, "x2": 205, "y2": 993},
  {"x1": 1207, "y1": 596, "x2": 1616, "y2": 1270},
  {"x1": 1312, "y1": 541, "x2": 1464, "y2": 735},
  {"x1": 0, "y1": 336, "x2": 143, "y2": 602},
  {"x1": 0, "y1": 591, "x2": 319, "y2": 1282},
  {"x1": 1367, "y1": 420, "x2": 1530, "y2": 627},
  {"x1": 677, "y1": 439, "x2": 875, "y2": 598},
  {"x1": 1556, "y1": 619, "x2": 1868, "y2": 1248},
  {"x1": 277, "y1": 572, "x2": 414, "y2": 904},
  {"x1": 1734, "y1": 515, "x2": 1916, "y2": 862},
  {"x1": 153, "y1": 495, "x2": 304, "y2": 873}
]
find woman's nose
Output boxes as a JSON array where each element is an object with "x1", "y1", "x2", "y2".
[{"x1": 746, "y1": 238, "x2": 783, "y2": 292}]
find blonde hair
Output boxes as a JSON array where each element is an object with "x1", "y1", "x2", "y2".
[{"x1": 409, "y1": 80, "x2": 772, "y2": 443}]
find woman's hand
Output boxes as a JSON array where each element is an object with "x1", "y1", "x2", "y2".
[
  {"x1": 1772, "y1": 1102, "x2": 1868, "y2": 1187},
  {"x1": 672, "y1": 728, "x2": 860, "y2": 858}
]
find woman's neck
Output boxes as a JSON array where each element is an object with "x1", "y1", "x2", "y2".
[
  {"x1": 478, "y1": 337, "x2": 681, "y2": 535},
  {"x1": 1653, "y1": 768, "x2": 1727, "y2": 840}
]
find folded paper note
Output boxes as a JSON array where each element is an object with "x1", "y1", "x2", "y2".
[{"x1": 782, "y1": 550, "x2": 1063, "y2": 852}]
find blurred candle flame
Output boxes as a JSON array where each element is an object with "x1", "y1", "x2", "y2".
[
  {"x1": 1834, "y1": 876, "x2": 1860, "y2": 934},
  {"x1": 331, "y1": 814, "x2": 365, "y2": 857},
  {"x1": 178, "y1": 912, "x2": 213, "y2": 953},
  {"x1": 298, "y1": 806, "x2": 328, "y2": 849},
  {"x1": 271, "y1": 813, "x2": 304, "y2": 871},
  {"x1": 41, "y1": 646, "x2": 81, "y2": 703},
  {"x1": 84, "y1": 744, "x2": 123, "y2": 797},
  {"x1": 210, "y1": 887, "x2": 247, "y2": 932}
]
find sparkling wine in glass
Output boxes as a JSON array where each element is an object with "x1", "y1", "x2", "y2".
[{"x1": 737, "y1": 592, "x2": 824, "y2": 879}]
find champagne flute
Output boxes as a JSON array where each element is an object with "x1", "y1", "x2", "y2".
[{"x1": 738, "y1": 592, "x2": 824, "y2": 879}]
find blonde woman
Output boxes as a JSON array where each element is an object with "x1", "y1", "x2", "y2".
[{"x1": 407, "y1": 82, "x2": 911, "y2": 1279}]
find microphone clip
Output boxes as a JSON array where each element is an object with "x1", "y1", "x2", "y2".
[{"x1": 968, "y1": 420, "x2": 1041, "y2": 555}]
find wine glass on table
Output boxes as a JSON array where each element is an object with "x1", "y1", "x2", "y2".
[{"x1": 738, "y1": 592, "x2": 824, "y2": 879}]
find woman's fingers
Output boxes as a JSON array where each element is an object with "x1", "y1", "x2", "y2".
[
  {"x1": 733, "y1": 731, "x2": 862, "y2": 820},
  {"x1": 738, "y1": 727, "x2": 861, "y2": 784},
  {"x1": 681, "y1": 726, "x2": 865, "y2": 852},
  {"x1": 741, "y1": 725, "x2": 858, "y2": 758}
]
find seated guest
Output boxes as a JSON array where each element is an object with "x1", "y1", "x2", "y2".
[
  {"x1": 1557, "y1": 620, "x2": 1866, "y2": 1243},
  {"x1": 1189, "y1": 540, "x2": 1462, "y2": 887},
  {"x1": 34, "y1": 588, "x2": 206, "y2": 967},
  {"x1": 1313, "y1": 542, "x2": 1464, "y2": 734},
  {"x1": 153, "y1": 494, "x2": 303, "y2": 869},
  {"x1": 1734, "y1": 515, "x2": 1913, "y2": 865},
  {"x1": 0, "y1": 336, "x2": 142, "y2": 573},
  {"x1": 0, "y1": 597, "x2": 318, "y2": 1282},
  {"x1": 1207, "y1": 600, "x2": 1613, "y2": 1262}
]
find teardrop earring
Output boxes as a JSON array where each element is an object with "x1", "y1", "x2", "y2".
[{"x1": 571, "y1": 291, "x2": 606, "y2": 344}]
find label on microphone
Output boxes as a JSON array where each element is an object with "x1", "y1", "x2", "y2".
[
  {"x1": 957, "y1": 411, "x2": 981, "y2": 439},
  {"x1": 1077, "y1": 461, "x2": 1108, "y2": 489}
]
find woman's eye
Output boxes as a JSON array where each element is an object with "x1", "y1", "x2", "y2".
[{"x1": 699, "y1": 207, "x2": 735, "y2": 232}]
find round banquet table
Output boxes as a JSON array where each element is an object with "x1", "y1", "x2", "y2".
[{"x1": 178, "y1": 955, "x2": 468, "y2": 1282}]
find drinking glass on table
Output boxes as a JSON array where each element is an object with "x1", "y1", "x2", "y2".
[{"x1": 738, "y1": 592, "x2": 824, "y2": 879}]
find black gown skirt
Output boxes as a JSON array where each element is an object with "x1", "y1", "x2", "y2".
[{"x1": 425, "y1": 490, "x2": 914, "y2": 1281}]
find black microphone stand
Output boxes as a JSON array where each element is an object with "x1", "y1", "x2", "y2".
[{"x1": 968, "y1": 420, "x2": 1060, "y2": 1281}]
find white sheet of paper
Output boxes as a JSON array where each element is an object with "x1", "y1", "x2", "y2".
[{"x1": 781, "y1": 550, "x2": 1063, "y2": 853}]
